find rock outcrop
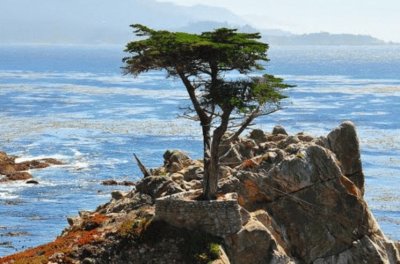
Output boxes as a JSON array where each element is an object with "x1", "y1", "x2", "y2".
[
  {"x1": 1, "y1": 122, "x2": 399, "y2": 264},
  {"x1": 0, "y1": 151, "x2": 63, "y2": 183}
]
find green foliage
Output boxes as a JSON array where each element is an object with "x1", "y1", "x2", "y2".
[
  {"x1": 208, "y1": 242, "x2": 221, "y2": 259},
  {"x1": 123, "y1": 24, "x2": 268, "y2": 76},
  {"x1": 123, "y1": 24, "x2": 292, "y2": 116}
]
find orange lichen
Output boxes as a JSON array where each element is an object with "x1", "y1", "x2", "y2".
[
  {"x1": 239, "y1": 159, "x2": 259, "y2": 170},
  {"x1": 86, "y1": 213, "x2": 108, "y2": 226},
  {"x1": 0, "y1": 226, "x2": 102, "y2": 264}
]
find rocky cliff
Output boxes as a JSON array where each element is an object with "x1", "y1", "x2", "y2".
[{"x1": 1, "y1": 122, "x2": 399, "y2": 264}]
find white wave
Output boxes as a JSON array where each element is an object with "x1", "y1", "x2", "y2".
[{"x1": 15, "y1": 154, "x2": 68, "y2": 163}]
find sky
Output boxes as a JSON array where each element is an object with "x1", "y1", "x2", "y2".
[{"x1": 160, "y1": 0, "x2": 400, "y2": 42}]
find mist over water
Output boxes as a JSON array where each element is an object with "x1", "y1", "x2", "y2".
[{"x1": 0, "y1": 45, "x2": 399, "y2": 255}]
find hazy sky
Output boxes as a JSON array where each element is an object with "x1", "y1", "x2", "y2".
[{"x1": 160, "y1": 0, "x2": 400, "y2": 42}]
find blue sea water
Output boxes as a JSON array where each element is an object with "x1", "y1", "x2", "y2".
[{"x1": 0, "y1": 44, "x2": 399, "y2": 256}]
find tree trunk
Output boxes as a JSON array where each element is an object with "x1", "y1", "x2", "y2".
[
  {"x1": 203, "y1": 109, "x2": 232, "y2": 200},
  {"x1": 202, "y1": 124, "x2": 213, "y2": 200}
]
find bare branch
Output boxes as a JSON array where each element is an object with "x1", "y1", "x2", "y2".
[
  {"x1": 227, "y1": 106, "x2": 281, "y2": 142},
  {"x1": 133, "y1": 153, "x2": 151, "y2": 177}
]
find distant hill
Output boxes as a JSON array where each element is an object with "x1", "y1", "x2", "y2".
[
  {"x1": 0, "y1": 0, "x2": 391, "y2": 45},
  {"x1": 174, "y1": 22, "x2": 388, "y2": 46},
  {"x1": 0, "y1": 0, "x2": 245, "y2": 44},
  {"x1": 264, "y1": 32, "x2": 387, "y2": 46}
]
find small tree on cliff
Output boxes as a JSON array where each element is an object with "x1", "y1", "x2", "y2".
[{"x1": 123, "y1": 25, "x2": 292, "y2": 199}]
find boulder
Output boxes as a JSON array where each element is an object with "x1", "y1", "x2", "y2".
[
  {"x1": 163, "y1": 150, "x2": 190, "y2": 173},
  {"x1": 272, "y1": 125, "x2": 288, "y2": 136},
  {"x1": 225, "y1": 218, "x2": 293, "y2": 264},
  {"x1": 237, "y1": 145, "x2": 345, "y2": 208},
  {"x1": 233, "y1": 124, "x2": 397, "y2": 263},
  {"x1": 327, "y1": 121, "x2": 364, "y2": 194},
  {"x1": 249, "y1": 129, "x2": 268, "y2": 143}
]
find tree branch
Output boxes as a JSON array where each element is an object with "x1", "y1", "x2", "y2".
[
  {"x1": 177, "y1": 69, "x2": 210, "y2": 124},
  {"x1": 228, "y1": 106, "x2": 281, "y2": 142}
]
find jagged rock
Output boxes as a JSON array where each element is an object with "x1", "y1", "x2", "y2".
[
  {"x1": 272, "y1": 125, "x2": 288, "y2": 136},
  {"x1": 163, "y1": 150, "x2": 190, "y2": 173},
  {"x1": 327, "y1": 121, "x2": 364, "y2": 194},
  {"x1": 225, "y1": 218, "x2": 294, "y2": 264},
  {"x1": 136, "y1": 176, "x2": 184, "y2": 199},
  {"x1": 237, "y1": 145, "x2": 345, "y2": 208},
  {"x1": 233, "y1": 123, "x2": 397, "y2": 263}
]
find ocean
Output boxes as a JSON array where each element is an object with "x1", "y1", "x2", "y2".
[{"x1": 0, "y1": 44, "x2": 399, "y2": 255}]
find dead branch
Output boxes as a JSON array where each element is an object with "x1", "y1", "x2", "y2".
[{"x1": 133, "y1": 153, "x2": 151, "y2": 177}]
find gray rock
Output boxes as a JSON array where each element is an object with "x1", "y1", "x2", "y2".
[
  {"x1": 272, "y1": 125, "x2": 288, "y2": 136},
  {"x1": 225, "y1": 218, "x2": 294, "y2": 264},
  {"x1": 327, "y1": 121, "x2": 364, "y2": 194},
  {"x1": 249, "y1": 129, "x2": 268, "y2": 143},
  {"x1": 111, "y1": 191, "x2": 124, "y2": 200},
  {"x1": 163, "y1": 150, "x2": 191, "y2": 173}
]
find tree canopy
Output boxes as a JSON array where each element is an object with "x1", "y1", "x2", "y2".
[{"x1": 123, "y1": 24, "x2": 293, "y2": 199}]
